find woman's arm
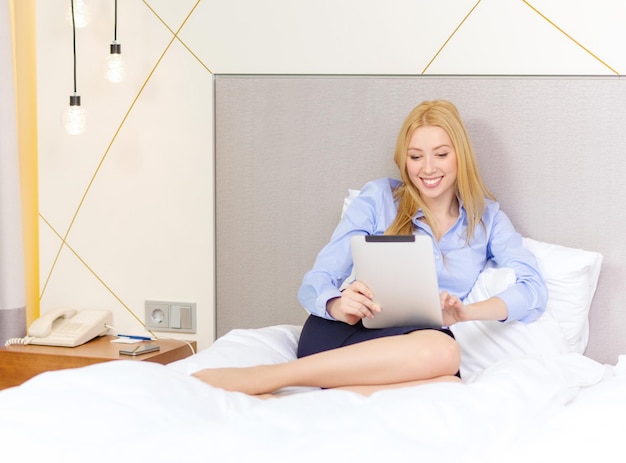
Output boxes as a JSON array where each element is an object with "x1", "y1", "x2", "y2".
[
  {"x1": 297, "y1": 179, "x2": 399, "y2": 319},
  {"x1": 485, "y1": 208, "x2": 548, "y2": 323},
  {"x1": 441, "y1": 291, "x2": 508, "y2": 325}
]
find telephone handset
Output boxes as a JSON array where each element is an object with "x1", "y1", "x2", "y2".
[{"x1": 5, "y1": 308, "x2": 113, "y2": 347}]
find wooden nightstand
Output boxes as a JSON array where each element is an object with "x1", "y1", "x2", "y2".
[{"x1": 0, "y1": 335, "x2": 196, "y2": 390}]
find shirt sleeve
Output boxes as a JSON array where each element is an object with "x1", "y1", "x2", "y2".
[
  {"x1": 297, "y1": 179, "x2": 397, "y2": 318},
  {"x1": 487, "y1": 209, "x2": 548, "y2": 323}
]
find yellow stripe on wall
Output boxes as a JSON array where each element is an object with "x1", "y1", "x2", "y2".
[{"x1": 10, "y1": 0, "x2": 39, "y2": 323}]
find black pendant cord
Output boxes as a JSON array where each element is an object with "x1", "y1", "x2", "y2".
[
  {"x1": 71, "y1": 0, "x2": 77, "y2": 94},
  {"x1": 114, "y1": 0, "x2": 118, "y2": 42}
]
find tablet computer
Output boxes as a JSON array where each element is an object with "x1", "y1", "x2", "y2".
[{"x1": 350, "y1": 234, "x2": 443, "y2": 329}]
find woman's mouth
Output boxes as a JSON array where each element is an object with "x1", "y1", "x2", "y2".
[{"x1": 421, "y1": 177, "x2": 443, "y2": 188}]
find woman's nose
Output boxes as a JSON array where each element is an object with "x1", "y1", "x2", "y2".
[{"x1": 423, "y1": 155, "x2": 436, "y2": 173}]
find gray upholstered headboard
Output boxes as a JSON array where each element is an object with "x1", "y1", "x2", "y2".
[{"x1": 215, "y1": 75, "x2": 626, "y2": 365}]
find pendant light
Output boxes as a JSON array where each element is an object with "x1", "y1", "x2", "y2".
[
  {"x1": 62, "y1": 0, "x2": 87, "y2": 135},
  {"x1": 106, "y1": 0, "x2": 125, "y2": 83},
  {"x1": 65, "y1": 0, "x2": 90, "y2": 28}
]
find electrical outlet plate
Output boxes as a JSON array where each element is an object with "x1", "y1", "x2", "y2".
[{"x1": 145, "y1": 300, "x2": 196, "y2": 333}]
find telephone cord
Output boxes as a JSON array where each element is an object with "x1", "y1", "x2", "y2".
[{"x1": 4, "y1": 336, "x2": 35, "y2": 347}]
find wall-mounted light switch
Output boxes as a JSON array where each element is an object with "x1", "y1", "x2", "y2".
[{"x1": 170, "y1": 305, "x2": 182, "y2": 329}]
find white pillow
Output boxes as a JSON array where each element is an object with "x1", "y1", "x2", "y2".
[
  {"x1": 521, "y1": 237, "x2": 603, "y2": 353},
  {"x1": 451, "y1": 269, "x2": 562, "y2": 381},
  {"x1": 451, "y1": 239, "x2": 602, "y2": 379},
  {"x1": 167, "y1": 325, "x2": 302, "y2": 374},
  {"x1": 342, "y1": 189, "x2": 361, "y2": 217}
]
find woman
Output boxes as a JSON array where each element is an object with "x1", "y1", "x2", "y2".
[{"x1": 193, "y1": 100, "x2": 547, "y2": 396}]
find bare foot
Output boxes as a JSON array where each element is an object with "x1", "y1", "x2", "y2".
[{"x1": 192, "y1": 365, "x2": 276, "y2": 395}]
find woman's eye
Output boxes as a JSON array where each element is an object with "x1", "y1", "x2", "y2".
[{"x1": 436, "y1": 152, "x2": 448, "y2": 157}]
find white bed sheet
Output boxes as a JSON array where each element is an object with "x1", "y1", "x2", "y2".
[{"x1": 0, "y1": 325, "x2": 624, "y2": 463}]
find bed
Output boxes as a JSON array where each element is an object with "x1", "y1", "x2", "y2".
[{"x1": 2, "y1": 75, "x2": 626, "y2": 462}]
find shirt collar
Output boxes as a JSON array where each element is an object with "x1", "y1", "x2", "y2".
[{"x1": 412, "y1": 196, "x2": 465, "y2": 226}]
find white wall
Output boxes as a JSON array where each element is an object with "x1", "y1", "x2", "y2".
[{"x1": 36, "y1": 0, "x2": 624, "y2": 350}]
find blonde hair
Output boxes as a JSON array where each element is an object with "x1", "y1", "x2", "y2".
[{"x1": 385, "y1": 100, "x2": 494, "y2": 241}]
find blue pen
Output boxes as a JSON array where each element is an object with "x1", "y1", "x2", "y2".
[{"x1": 117, "y1": 334, "x2": 153, "y2": 341}]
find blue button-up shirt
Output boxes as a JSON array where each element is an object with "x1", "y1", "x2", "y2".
[{"x1": 298, "y1": 178, "x2": 547, "y2": 323}]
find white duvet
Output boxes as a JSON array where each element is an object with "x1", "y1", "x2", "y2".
[{"x1": 1, "y1": 325, "x2": 625, "y2": 463}]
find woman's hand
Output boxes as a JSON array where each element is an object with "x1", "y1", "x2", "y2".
[
  {"x1": 440, "y1": 291, "x2": 471, "y2": 326},
  {"x1": 440, "y1": 291, "x2": 509, "y2": 325},
  {"x1": 327, "y1": 281, "x2": 381, "y2": 325}
]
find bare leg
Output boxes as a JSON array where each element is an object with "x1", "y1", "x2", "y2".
[
  {"x1": 192, "y1": 330, "x2": 461, "y2": 395},
  {"x1": 334, "y1": 375, "x2": 462, "y2": 396},
  {"x1": 258, "y1": 376, "x2": 461, "y2": 400}
]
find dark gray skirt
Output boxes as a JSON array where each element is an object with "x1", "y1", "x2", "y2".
[{"x1": 297, "y1": 314, "x2": 455, "y2": 358}]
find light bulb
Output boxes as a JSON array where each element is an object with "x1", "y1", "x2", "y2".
[
  {"x1": 65, "y1": 0, "x2": 91, "y2": 28},
  {"x1": 106, "y1": 42, "x2": 126, "y2": 83},
  {"x1": 62, "y1": 95, "x2": 87, "y2": 135}
]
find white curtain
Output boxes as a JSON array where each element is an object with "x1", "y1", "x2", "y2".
[{"x1": 0, "y1": 0, "x2": 26, "y2": 344}]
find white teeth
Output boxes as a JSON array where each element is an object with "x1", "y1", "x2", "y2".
[{"x1": 423, "y1": 178, "x2": 441, "y2": 186}]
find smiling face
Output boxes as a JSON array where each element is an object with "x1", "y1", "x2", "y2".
[{"x1": 406, "y1": 125, "x2": 458, "y2": 208}]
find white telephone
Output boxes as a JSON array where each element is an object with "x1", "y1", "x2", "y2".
[{"x1": 5, "y1": 308, "x2": 113, "y2": 347}]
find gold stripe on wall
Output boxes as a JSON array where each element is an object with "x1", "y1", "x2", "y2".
[
  {"x1": 523, "y1": 0, "x2": 619, "y2": 75},
  {"x1": 421, "y1": 0, "x2": 482, "y2": 74},
  {"x1": 143, "y1": 0, "x2": 212, "y2": 74},
  {"x1": 11, "y1": 0, "x2": 39, "y2": 323}
]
